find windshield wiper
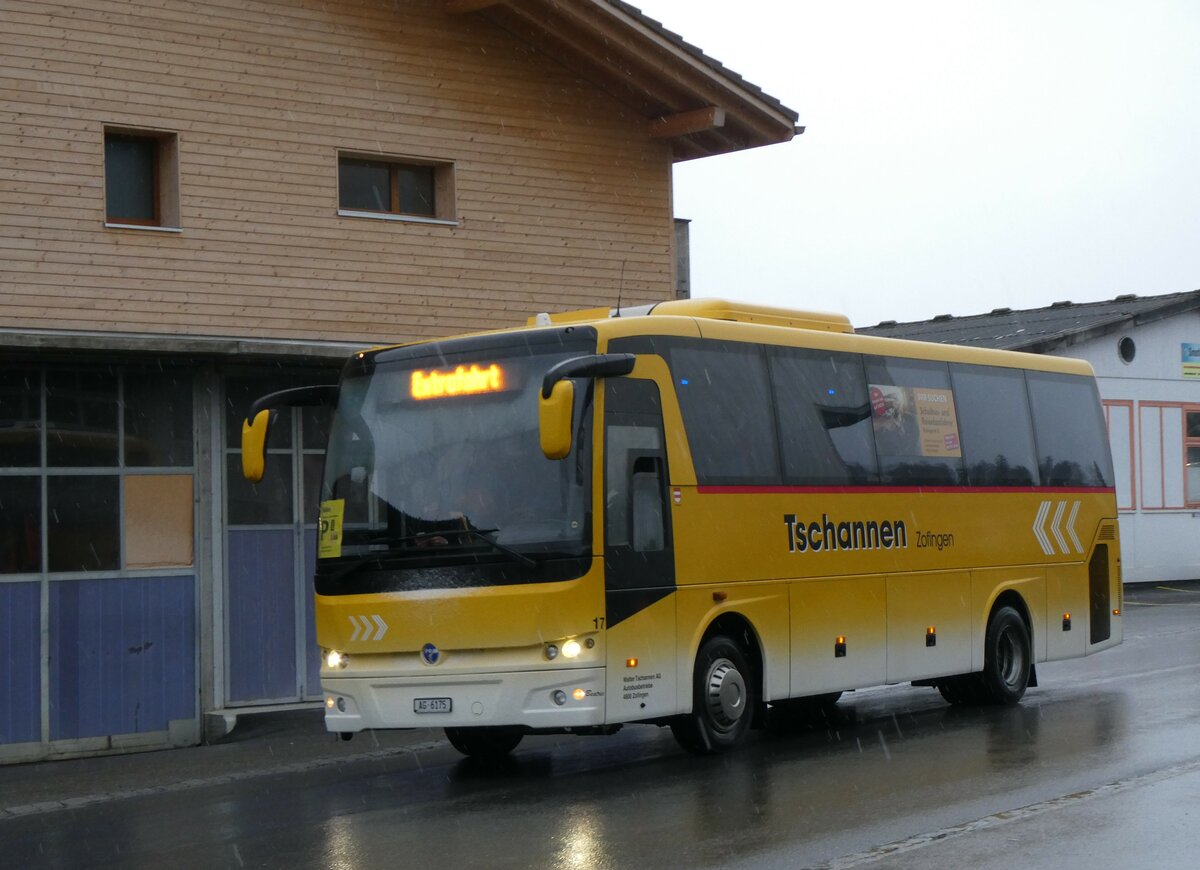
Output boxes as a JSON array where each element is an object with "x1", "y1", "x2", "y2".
[
  {"x1": 446, "y1": 527, "x2": 539, "y2": 568},
  {"x1": 324, "y1": 554, "x2": 386, "y2": 583},
  {"x1": 356, "y1": 529, "x2": 539, "y2": 568}
]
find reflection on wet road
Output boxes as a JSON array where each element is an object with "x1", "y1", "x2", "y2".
[{"x1": 4, "y1": 584, "x2": 1198, "y2": 869}]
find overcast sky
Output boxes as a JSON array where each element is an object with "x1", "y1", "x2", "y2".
[{"x1": 634, "y1": 0, "x2": 1200, "y2": 328}]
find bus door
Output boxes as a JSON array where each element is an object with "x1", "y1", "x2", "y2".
[{"x1": 602, "y1": 374, "x2": 679, "y2": 722}]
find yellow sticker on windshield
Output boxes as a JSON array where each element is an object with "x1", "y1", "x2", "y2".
[{"x1": 318, "y1": 499, "x2": 345, "y2": 559}]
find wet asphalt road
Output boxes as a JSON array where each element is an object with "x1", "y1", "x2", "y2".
[{"x1": 2, "y1": 582, "x2": 1198, "y2": 869}]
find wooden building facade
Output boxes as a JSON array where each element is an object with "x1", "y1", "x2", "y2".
[{"x1": 0, "y1": 0, "x2": 798, "y2": 761}]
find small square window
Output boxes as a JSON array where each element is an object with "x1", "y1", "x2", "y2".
[
  {"x1": 338, "y1": 153, "x2": 454, "y2": 222},
  {"x1": 104, "y1": 128, "x2": 180, "y2": 228}
]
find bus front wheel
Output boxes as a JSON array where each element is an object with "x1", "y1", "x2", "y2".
[
  {"x1": 671, "y1": 635, "x2": 756, "y2": 755},
  {"x1": 444, "y1": 726, "x2": 523, "y2": 759}
]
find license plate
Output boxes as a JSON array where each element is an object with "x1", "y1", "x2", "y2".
[{"x1": 413, "y1": 697, "x2": 452, "y2": 714}]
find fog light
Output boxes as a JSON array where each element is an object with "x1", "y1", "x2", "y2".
[
  {"x1": 562, "y1": 639, "x2": 582, "y2": 659},
  {"x1": 325, "y1": 696, "x2": 335, "y2": 709},
  {"x1": 325, "y1": 650, "x2": 347, "y2": 669},
  {"x1": 545, "y1": 644, "x2": 559, "y2": 661},
  {"x1": 572, "y1": 688, "x2": 586, "y2": 701},
  {"x1": 552, "y1": 690, "x2": 567, "y2": 706},
  {"x1": 336, "y1": 697, "x2": 346, "y2": 713}
]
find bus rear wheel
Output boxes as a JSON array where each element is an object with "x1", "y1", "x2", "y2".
[
  {"x1": 979, "y1": 605, "x2": 1031, "y2": 705},
  {"x1": 444, "y1": 726, "x2": 523, "y2": 759},
  {"x1": 671, "y1": 635, "x2": 756, "y2": 755},
  {"x1": 938, "y1": 605, "x2": 1031, "y2": 706}
]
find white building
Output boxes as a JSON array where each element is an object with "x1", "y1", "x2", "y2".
[{"x1": 861, "y1": 290, "x2": 1200, "y2": 582}]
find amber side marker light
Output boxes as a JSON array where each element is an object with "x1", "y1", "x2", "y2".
[
  {"x1": 626, "y1": 658, "x2": 638, "y2": 668},
  {"x1": 1063, "y1": 613, "x2": 1073, "y2": 631},
  {"x1": 834, "y1": 636, "x2": 847, "y2": 658},
  {"x1": 1113, "y1": 608, "x2": 1121, "y2": 616},
  {"x1": 926, "y1": 626, "x2": 937, "y2": 647}
]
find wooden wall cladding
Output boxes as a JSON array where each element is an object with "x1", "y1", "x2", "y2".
[{"x1": 0, "y1": 0, "x2": 675, "y2": 345}]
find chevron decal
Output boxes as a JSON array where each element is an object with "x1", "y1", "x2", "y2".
[
  {"x1": 1033, "y1": 500, "x2": 1083, "y2": 556},
  {"x1": 348, "y1": 613, "x2": 389, "y2": 642}
]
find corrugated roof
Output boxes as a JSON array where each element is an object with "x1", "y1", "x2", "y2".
[{"x1": 857, "y1": 290, "x2": 1200, "y2": 353}]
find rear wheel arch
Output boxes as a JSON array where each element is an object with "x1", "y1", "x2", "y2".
[
  {"x1": 940, "y1": 588, "x2": 1036, "y2": 707},
  {"x1": 988, "y1": 588, "x2": 1036, "y2": 683},
  {"x1": 989, "y1": 588, "x2": 1034, "y2": 651}
]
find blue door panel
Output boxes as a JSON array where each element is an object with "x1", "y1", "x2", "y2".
[
  {"x1": 227, "y1": 529, "x2": 297, "y2": 703},
  {"x1": 303, "y1": 529, "x2": 321, "y2": 699},
  {"x1": 0, "y1": 583, "x2": 40, "y2": 745},
  {"x1": 50, "y1": 576, "x2": 196, "y2": 741}
]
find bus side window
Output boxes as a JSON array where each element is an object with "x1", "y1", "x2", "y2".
[
  {"x1": 605, "y1": 378, "x2": 668, "y2": 552},
  {"x1": 630, "y1": 454, "x2": 665, "y2": 551}
]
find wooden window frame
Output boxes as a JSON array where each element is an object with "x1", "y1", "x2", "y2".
[
  {"x1": 337, "y1": 152, "x2": 457, "y2": 225},
  {"x1": 1102, "y1": 399, "x2": 1136, "y2": 511},
  {"x1": 1185, "y1": 406, "x2": 1200, "y2": 507},
  {"x1": 104, "y1": 127, "x2": 181, "y2": 231}
]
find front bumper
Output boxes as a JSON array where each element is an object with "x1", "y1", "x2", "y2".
[{"x1": 322, "y1": 666, "x2": 607, "y2": 732}]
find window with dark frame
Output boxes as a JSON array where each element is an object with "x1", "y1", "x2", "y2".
[
  {"x1": 104, "y1": 129, "x2": 179, "y2": 228},
  {"x1": 337, "y1": 155, "x2": 446, "y2": 219},
  {"x1": 1026, "y1": 371, "x2": 1114, "y2": 488},
  {"x1": 105, "y1": 134, "x2": 158, "y2": 224},
  {"x1": 864, "y1": 356, "x2": 965, "y2": 487},
  {"x1": 0, "y1": 367, "x2": 195, "y2": 576},
  {"x1": 669, "y1": 341, "x2": 781, "y2": 486},
  {"x1": 770, "y1": 347, "x2": 878, "y2": 487},
  {"x1": 949, "y1": 364, "x2": 1039, "y2": 486}
]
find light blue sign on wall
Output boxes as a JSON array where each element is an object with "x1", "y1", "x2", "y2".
[{"x1": 1182, "y1": 343, "x2": 1200, "y2": 378}]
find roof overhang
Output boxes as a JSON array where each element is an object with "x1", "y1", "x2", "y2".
[{"x1": 444, "y1": 0, "x2": 801, "y2": 161}]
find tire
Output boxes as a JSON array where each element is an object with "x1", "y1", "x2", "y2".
[
  {"x1": 937, "y1": 606, "x2": 1032, "y2": 706},
  {"x1": 937, "y1": 674, "x2": 983, "y2": 706},
  {"x1": 979, "y1": 605, "x2": 1032, "y2": 705},
  {"x1": 444, "y1": 726, "x2": 523, "y2": 759},
  {"x1": 671, "y1": 635, "x2": 756, "y2": 755}
]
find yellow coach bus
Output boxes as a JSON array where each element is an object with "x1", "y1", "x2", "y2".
[{"x1": 241, "y1": 299, "x2": 1122, "y2": 757}]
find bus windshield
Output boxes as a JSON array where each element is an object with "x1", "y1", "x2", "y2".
[{"x1": 319, "y1": 343, "x2": 593, "y2": 583}]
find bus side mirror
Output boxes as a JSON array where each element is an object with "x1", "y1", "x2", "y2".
[
  {"x1": 539, "y1": 380, "x2": 575, "y2": 460},
  {"x1": 239, "y1": 385, "x2": 338, "y2": 481},
  {"x1": 538, "y1": 353, "x2": 636, "y2": 460},
  {"x1": 241, "y1": 409, "x2": 272, "y2": 482}
]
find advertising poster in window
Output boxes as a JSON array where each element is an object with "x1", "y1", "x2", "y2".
[{"x1": 869, "y1": 385, "x2": 962, "y2": 457}]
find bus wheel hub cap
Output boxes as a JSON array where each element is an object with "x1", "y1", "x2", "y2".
[{"x1": 706, "y1": 659, "x2": 746, "y2": 727}]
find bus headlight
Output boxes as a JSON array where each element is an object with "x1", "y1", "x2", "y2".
[
  {"x1": 562, "y1": 639, "x2": 582, "y2": 659},
  {"x1": 325, "y1": 650, "x2": 348, "y2": 669}
]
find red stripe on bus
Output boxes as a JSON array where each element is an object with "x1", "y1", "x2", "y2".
[{"x1": 694, "y1": 485, "x2": 1117, "y2": 495}]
